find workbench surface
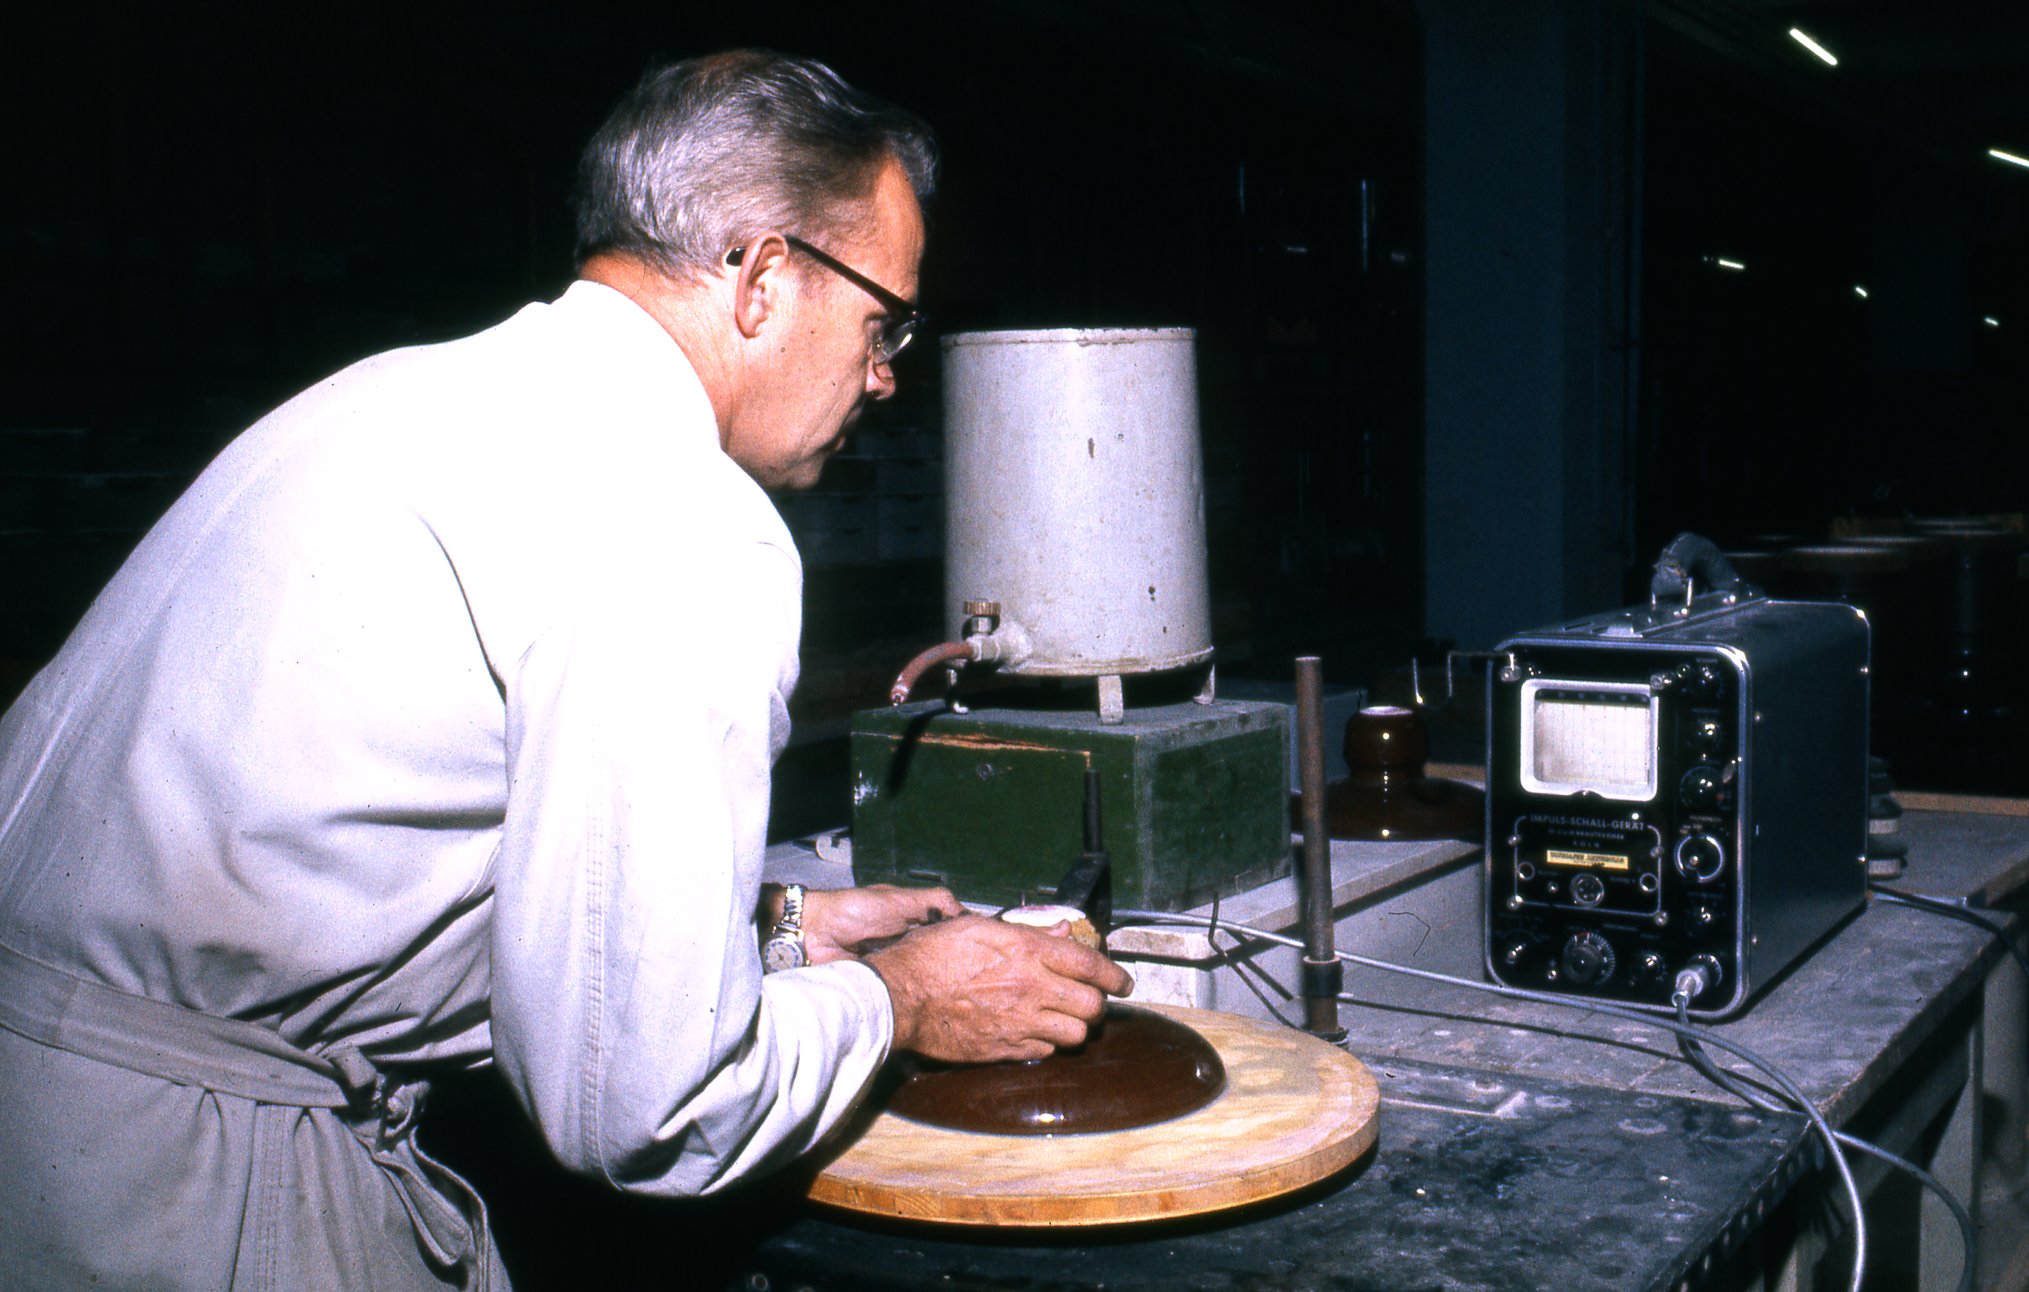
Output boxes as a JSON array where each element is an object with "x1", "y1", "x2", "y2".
[
  {"x1": 1335, "y1": 810, "x2": 2028, "y2": 1123},
  {"x1": 744, "y1": 1057, "x2": 1808, "y2": 1292}
]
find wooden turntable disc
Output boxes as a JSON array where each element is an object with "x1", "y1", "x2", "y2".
[{"x1": 805, "y1": 1004, "x2": 1380, "y2": 1227}]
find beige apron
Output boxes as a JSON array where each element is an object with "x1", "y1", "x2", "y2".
[{"x1": 0, "y1": 940, "x2": 503, "y2": 1289}]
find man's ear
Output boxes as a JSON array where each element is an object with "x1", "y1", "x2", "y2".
[{"x1": 729, "y1": 233, "x2": 794, "y2": 341}]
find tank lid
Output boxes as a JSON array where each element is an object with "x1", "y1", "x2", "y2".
[{"x1": 941, "y1": 327, "x2": 1195, "y2": 348}]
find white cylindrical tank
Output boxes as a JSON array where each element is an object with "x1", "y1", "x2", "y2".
[{"x1": 942, "y1": 327, "x2": 1213, "y2": 679}]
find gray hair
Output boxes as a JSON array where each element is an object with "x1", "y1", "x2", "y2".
[{"x1": 573, "y1": 49, "x2": 938, "y2": 277}]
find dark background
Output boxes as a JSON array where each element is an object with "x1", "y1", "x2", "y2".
[
  {"x1": 6, "y1": 2, "x2": 2027, "y2": 1283},
  {"x1": 7, "y1": 3, "x2": 2024, "y2": 740}
]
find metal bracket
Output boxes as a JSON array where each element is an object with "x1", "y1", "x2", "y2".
[
  {"x1": 1648, "y1": 575, "x2": 1699, "y2": 616},
  {"x1": 1194, "y1": 663, "x2": 1217, "y2": 705},
  {"x1": 1410, "y1": 649, "x2": 1518, "y2": 713}
]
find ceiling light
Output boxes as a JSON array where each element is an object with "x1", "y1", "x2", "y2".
[
  {"x1": 1983, "y1": 316, "x2": 2000, "y2": 328},
  {"x1": 1788, "y1": 28, "x2": 1839, "y2": 67},
  {"x1": 1989, "y1": 148, "x2": 2029, "y2": 170},
  {"x1": 1715, "y1": 258, "x2": 1746, "y2": 271},
  {"x1": 1854, "y1": 286, "x2": 1868, "y2": 299}
]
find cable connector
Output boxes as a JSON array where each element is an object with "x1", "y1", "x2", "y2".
[
  {"x1": 1671, "y1": 968, "x2": 1707, "y2": 1009},
  {"x1": 1672, "y1": 955, "x2": 1724, "y2": 1009}
]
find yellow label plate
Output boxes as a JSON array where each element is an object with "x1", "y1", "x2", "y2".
[{"x1": 1544, "y1": 849, "x2": 1629, "y2": 871}]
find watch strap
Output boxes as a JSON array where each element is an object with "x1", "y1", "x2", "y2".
[{"x1": 763, "y1": 884, "x2": 807, "y2": 973}]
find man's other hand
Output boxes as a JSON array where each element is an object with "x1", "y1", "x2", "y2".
[
  {"x1": 798, "y1": 884, "x2": 966, "y2": 964},
  {"x1": 863, "y1": 914, "x2": 1134, "y2": 1063}
]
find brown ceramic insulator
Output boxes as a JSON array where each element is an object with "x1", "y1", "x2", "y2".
[
  {"x1": 883, "y1": 1005, "x2": 1226, "y2": 1135},
  {"x1": 1313, "y1": 705, "x2": 1484, "y2": 843},
  {"x1": 1344, "y1": 702, "x2": 1428, "y2": 767}
]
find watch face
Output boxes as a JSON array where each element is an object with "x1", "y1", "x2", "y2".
[{"x1": 763, "y1": 936, "x2": 806, "y2": 973}]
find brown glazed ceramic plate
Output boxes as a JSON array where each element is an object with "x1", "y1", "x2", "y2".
[{"x1": 884, "y1": 1004, "x2": 1226, "y2": 1135}]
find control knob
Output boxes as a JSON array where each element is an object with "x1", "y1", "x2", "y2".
[
  {"x1": 1685, "y1": 717, "x2": 1725, "y2": 756},
  {"x1": 1499, "y1": 934, "x2": 1542, "y2": 971},
  {"x1": 1682, "y1": 660, "x2": 1724, "y2": 701},
  {"x1": 1674, "y1": 833, "x2": 1727, "y2": 883},
  {"x1": 1678, "y1": 764, "x2": 1729, "y2": 813},
  {"x1": 1559, "y1": 931, "x2": 1618, "y2": 987}
]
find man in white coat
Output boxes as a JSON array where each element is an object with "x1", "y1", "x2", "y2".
[{"x1": 0, "y1": 49, "x2": 1130, "y2": 1289}]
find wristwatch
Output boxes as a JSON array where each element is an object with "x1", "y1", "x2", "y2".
[{"x1": 761, "y1": 883, "x2": 808, "y2": 973}]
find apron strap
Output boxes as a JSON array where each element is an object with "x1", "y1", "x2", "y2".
[
  {"x1": 0, "y1": 941, "x2": 492, "y2": 1288},
  {"x1": 0, "y1": 940, "x2": 361, "y2": 1106}
]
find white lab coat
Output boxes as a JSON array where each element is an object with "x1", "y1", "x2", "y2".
[{"x1": 0, "y1": 281, "x2": 892, "y2": 1289}]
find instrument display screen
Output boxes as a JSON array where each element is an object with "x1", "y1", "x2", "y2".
[{"x1": 1519, "y1": 680, "x2": 1658, "y2": 802}]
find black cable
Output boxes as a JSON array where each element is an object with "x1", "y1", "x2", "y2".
[
  {"x1": 1674, "y1": 996, "x2": 1975, "y2": 1292},
  {"x1": 1870, "y1": 884, "x2": 2029, "y2": 983},
  {"x1": 1204, "y1": 925, "x2": 1302, "y2": 1029},
  {"x1": 1115, "y1": 908, "x2": 1868, "y2": 1292},
  {"x1": 1196, "y1": 891, "x2": 1305, "y2": 1025},
  {"x1": 1117, "y1": 883, "x2": 2012, "y2": 1292},
  {"x1": 1343, "y1": 963, "x2": 1869, "y2": 1292}
]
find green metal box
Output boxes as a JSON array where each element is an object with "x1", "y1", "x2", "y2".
[{"x1": 849, "y1": 698, "x2": 1293, "y2": 911}]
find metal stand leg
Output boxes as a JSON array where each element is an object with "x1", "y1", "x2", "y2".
[
  {"x1": 1923, "y1": 1023, "x2": 1983, "y2": 1292},
  {"x1": 1098, "y1": 674, "x2": 1125, "y2": 725}
]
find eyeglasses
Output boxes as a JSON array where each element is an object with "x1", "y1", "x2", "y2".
[{"x1": 726, "y1": 235, "x2": 924, "y2": 365}]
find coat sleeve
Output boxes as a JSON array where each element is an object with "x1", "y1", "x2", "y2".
[{"x1": 485, "y1": 532, "x2": 892, "y2": 1194}]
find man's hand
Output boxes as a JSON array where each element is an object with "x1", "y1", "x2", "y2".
[
  {"x1": 864, "y1": 914, "x2": 1134, "y2": 1064},
  {"x1": 793, "y1": 884, "x2": 966, "y2": 964}
]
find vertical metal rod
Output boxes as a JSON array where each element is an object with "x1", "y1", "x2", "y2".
[
  {"x1": 1080, "y1": 768, "x2": 1112, "y2": 935},
  {"x1": 1294, "y1": 656, "x2": 1345, "y2": 1040}
]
